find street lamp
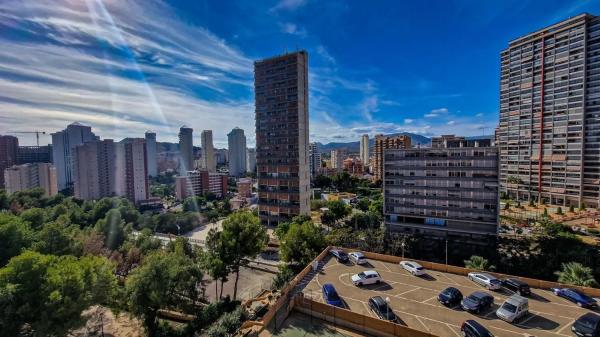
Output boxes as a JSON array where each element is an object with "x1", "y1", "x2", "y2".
[{"x1": 385, "y1": 296, "x2": 391, "y2": 319}]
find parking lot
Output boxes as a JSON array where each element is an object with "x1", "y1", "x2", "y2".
[{"x1": 302, "y1": 254, "x2": 599, "y2": 337}]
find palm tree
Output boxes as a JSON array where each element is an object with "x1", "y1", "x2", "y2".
[
  {"x1": 555, "y1": 262, "x2": 598, "y2": 287},
  {"x1": 464, "y1": 255, "x2": 495, "y2": 271}
]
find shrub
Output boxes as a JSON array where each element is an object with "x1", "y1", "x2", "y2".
[{"x1": 556, "y1": 207, "x2": 563, "y2": 215}]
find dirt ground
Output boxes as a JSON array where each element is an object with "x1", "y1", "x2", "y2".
[{"x1": 73, "y1": 306, "x2": 144, "y2": 337}]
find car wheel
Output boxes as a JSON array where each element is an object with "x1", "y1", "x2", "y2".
[
  {"x1": 376, "y1": 280, "x2": 381, "y2": 284},
  {"x1": 358, "y1": 282, "x2": 363, "y2": 287}
]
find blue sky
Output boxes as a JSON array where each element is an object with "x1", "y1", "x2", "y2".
[{"x1": 0, "y1": 0, "x2": 598, "y2": 147}]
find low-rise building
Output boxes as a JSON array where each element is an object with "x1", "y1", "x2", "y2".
[
  {"x1": 4, "y1": 162, "x2": 58, "y2": 196},
  {"x1": 237, "y1": 178, "x2": 253, "y2": 198},
  {"x1": 343, "y1": 157, "x2": 364, "y2": 176},
  {"x1": 175, "y1": 169, "x2": 228, "y2": 200}
]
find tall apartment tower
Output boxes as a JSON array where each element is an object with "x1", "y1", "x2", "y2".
[
  {"x1": 360, "y1": 134, "x2": 370, "y2": 166},
  {"x1": 178, "y1": 126, "x2": 194, "y2": 175},
  {"x1": 227, "y1": 127, "x2": 247, "y2": 177},
  {"x1": 0, "y1": 135, "x2": 19, "y2": 188},
  {"x1": 384, "y1": 138, "x2": 499, "y2": 240},
  {"x1": 374, "y1": 134, "x2": 412, "y2": 181},
  {"x1": 246, "y1": 148, "x2": 256, "y2": 173},
  {"x1": 330, "y1": 149, "x2": 345, "y2": 170},
  {"x1": 4, "y1": 163, "x2": 57, "y2": 196},
  {"x1": 308, "y1": 142, "x2": 321, "y2": 179},
  {"x1": 74, "y1": 139, "x2": 116, "y2": 200},
  {"x1": 116, "y1": 138, "x2": 149, "y2": 203},
  {"x1": 498, "y1": 14, "x2": 600, "y2": 208},
  {"x1": 201, "y1": 130, "x2": 216, "y2": 172},
  {"x1": 52, "y1": 122, "x2": 97, "y2": 191},
  {"x1": 17, "y1": 145, "x2": 53, "y2": 164},
  {"x1": 255, "y1": 51, "x2": 310, "y2": 224},
  {"x1": 144, "y1": 131, "x2": 157, "y2": 177}
]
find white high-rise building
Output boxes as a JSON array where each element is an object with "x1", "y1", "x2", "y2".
[
  {"x1": 246, "y1": 148, "x2": 256, "y2": 173},
  {"x1": 308, "y1": 142, "x2": 321, "y2": 179},
  {"x1": 330, "y1": 149, "x2": 345, "y2": 170},
  {"x1": 115, "y1": 138, "x2": 149, "y2": 203},
  {"x1": 4, "y1": 162, "x2": 57, "y2": 196},
  {"x1": 360, "y1": 134, "x2": 369, "y2": 166},
  {"x1": 178, "y1": 126, "x2": 194, "y2": 175},
  {"x1": 145, "y1": 131, "x2": 157, "y2": 177},
  {"x1": 227, "y1": 127, "x2": 246, "y2": 177},
  {"x1": 201, "y1": 130, "x2": 216, "y2": 172},
  {"x1": 51, "y1": 122, "x2": 97, "y2": 191}
]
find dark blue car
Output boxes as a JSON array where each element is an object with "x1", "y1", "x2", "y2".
[
  {"x1": 322, "y1": 283, "x2": 343, "y2": 307},
  {"x1": 553, "y1": 288, "x2": 598, "y2": 308}
]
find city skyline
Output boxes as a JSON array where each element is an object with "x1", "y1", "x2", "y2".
[{"x1": 3, "y1": 0, "x2": 600, "y2": 147}]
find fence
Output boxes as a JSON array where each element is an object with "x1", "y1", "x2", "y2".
[
  {"x1": 338, "y1": 247, "x2": 600, "y2": 298},
  {"x1": 294, "y1": 296, "x2": 436, "y2": 337}
]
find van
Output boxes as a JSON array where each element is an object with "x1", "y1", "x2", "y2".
[{"x1": 496, "y1": 294, "x2": 528, "y2": 323}]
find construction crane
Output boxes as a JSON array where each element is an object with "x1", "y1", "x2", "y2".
[{"x1": 7, "y1": 130, "x2": 47, "y2": 146}]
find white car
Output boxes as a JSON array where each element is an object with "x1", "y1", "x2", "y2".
[
  {"x1": 351, "y1": 270, "x2": 382, "y2": 286},
  {"x1": 349, "y1": 252, "x2": 368, "y2": 265},
  {"x1": 468, "y1": 272, "x2": 502, "y2": 290},
  {"x1": 399, "y1": 260, "x2": 425, "y2": 276}
]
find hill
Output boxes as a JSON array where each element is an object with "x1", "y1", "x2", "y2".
[{"x1": 316, "y1": 132, "x2": 431, "y2": 153}]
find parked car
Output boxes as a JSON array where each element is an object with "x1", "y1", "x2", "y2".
[
  {"x1": 330, "y1": 249, "x2": 349, "y2": 263},
  {"x1": 322, "y1": 283, "x2": 343, "y2": 307},
  {"x1": 400, "y1": 260, "x2": 425, "y2": 276},
  {"x1": 552, "y1": 288, "x2": 598, "y2": 308},
  {"x1": 501, "y1": 278, "x2": 531, "y2": 296},
  {"x1": 438, "y1": 287, "x2": 463, "y2": 307},
  {"x1": 461, "y1": 291, "x2": 494, "y2": 314},
  {"x1": 460, "y1": 320, "x2": 494, "y2": 337},
  {"x1": 368, "y1": 296, "x2": 398, "y2": 323},
  {"x1": 349, "y1": 252, "x2": 368, "y2": 265},
  {"x1": 468, "y1": 272, "x2": 502, "y2": 290},
  {"x1": 351, "y1": 270, "x2": 382, "y2": 286},
  {"x1": 496, "y1": 294, "x2": 529, "y2": 323},
  {"x1": 572, "y1": 313, "x2": 600, "y2": 337}
]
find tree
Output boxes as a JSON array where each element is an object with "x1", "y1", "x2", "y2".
[
  {"x1": 20, "y1": 208, "x2": 47, "y2": 229},
  {"x1": 464, "y1": 255, "x2": 495, "y2": 271},
  {"x1": 183, "y1": 196, "x2": 207, "y2": 212},
  {"x1": 327, "y1": 200, "x2": 351, "y2": 223},
  {"x1": 556, "y1": 207, "x2": 563, "y2": 215},
  {"x1": 31, "y1": 222, "x2": 78, "y2": 256},
  {"x1": 356, "y1": 198, "x2": 371, "y2": 212},
  {"x1": 0, "y1": 214, "x2": 33, "y2": 266},
  {"x1": 126, "y1": 252, "x2": 203, "y2": 337},
  {"x1": 555, "y1": 262, "x2": 598, "y2": 287},
  {"x1": 0, "y1": 251, "x2": 116, "y2": 337},
  {"x1": 219, "y1": 211, "x2": 268, "y2": 300},
  {"x1": 313, "y1": 174, "x2": 332, "y2": 189},
  {"x1": 280, "y1": 221, "x2": 326, "y2": 267},
  {"x1": 202, "y1": 228, "x2": 230, "y2": 299},
  {"x1": 579, "y1": 203, "x2": 586, "y2": 211},
  {"x1": 569, "y1": 205, "x2": 575, "y2": 213},
  {"x1": 95, "y1": 209, "x2": 126, "y2": 250}
]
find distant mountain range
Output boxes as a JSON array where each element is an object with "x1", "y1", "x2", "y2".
[{"x1": 316, "y1": 132, "x2": 432, "y2": 153}]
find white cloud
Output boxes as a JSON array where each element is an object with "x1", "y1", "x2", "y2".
[
  {"x1": 476, "y1": 112, "x2": 484, "y2": 117},
  {"x1": 270, "y1": 0, "x2": 309, "y2": 12},
  {"x1": 447, "y1": 120, "x2": 456, "y2": 125},
  {"x1": 280, "y1": 22, "x2": 307, "y2": 37},
  {"x1": 316, "y1": 45, "x2": 336, "y2": 64},
  {"x1": 404, "y1": 119, "x2": 414, "y2": 124}
]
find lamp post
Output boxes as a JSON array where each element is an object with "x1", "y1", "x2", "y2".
[{"x1": 385, "y1": 296, "x2": 391, "y2": 319}]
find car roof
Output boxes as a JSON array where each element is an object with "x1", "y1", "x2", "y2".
[
  {"x1": 351, "y1": 251, "x2": 364, "y2": 257},
  {"x1": 505, "y1": 278, "x2": 527, "y2": 285},
  {"x1": 363, "y1": 270, "x2": 379, "y2": 276},
  {"x1": 465, "y1": 320, "x2": 489, "y2": 332},
  {"x1": 443, "y1": 287, "x2": 460, "y2": 293},
  {"x1": 403, "y1": 260, "x2": 422, "y2": 266},
  {"x1": 578, "y1": 313, "x2": 600, "y2": 323},
  {"x1": 506, "y1": 294, "x2": 528, "y2": 305},
  {"x1": 370, "y1": 296, "x2": 386, "y2": 305},
  {"x1": 322, "y1": 283, "x2": 336, "y2": 292},
  {"x1": 471, "y1": 291, "x2": 490, "y2": 298}
]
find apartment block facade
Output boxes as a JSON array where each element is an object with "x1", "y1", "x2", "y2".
[
  {"x1": 115, "y1": 138, "x2": 149, "y2": 203},
  {"x1": 4, "y1": 162, "x2": 57, "y2": 196},
  {"x1": 17, "y1": 145, "x2": 52, "y2": 165},
  {"x1": 178, "y1": 126, "x2": 194, "y2": 174},
  {"x1": 360, "y1": 134, "x2": 370, "y2": 166},
  {"x1": 145, "y1": 131, "x2": 157, "y2": 177},
  {"x1": 0, "y1": 135, "x2": 18, "y2": 188},
  {"x1": 330, "y1": 149, "x2": 346, "y2": 170},
  {"x1": 201, "y1": 130, "x2": 216, "y2": 172},
  {"x1": 255, "y1": 51, "x2": 310, "y2": 224},
  {"x1": 498, "y1": 14, "x2": 600, "y2": 208},
  {"x1": 308, "y1": 142, "x2": 321, "y2": 180},
  {"x1": 374, "y1": 134, "x2": 412, "y2": 181},
  {"x1": 227, "y1": 127, "x2": 247, "y2": 177},
  {"x1": 52, "y1": 122, "x2": 97, "y2": 191},
  {"x1": 174, "y1": 169, "x2": 228, "y2": 200},
  {"x1": 74, "y1": 139, "x2": 116, "y2": 200},
  {"x1": 384, "y1": 138, "x2": 499, "y2": 238}
]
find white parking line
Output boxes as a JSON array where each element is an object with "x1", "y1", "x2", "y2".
[
  {"x1": 395, "y1": 287, "x2": 421, "y2": 297},
  {"x1": 446, "y1": 324, "x2": 462, "y2": 337},
  {"x1": 421, "y1": 295, "x2": 439, "y2": 304},
  {"x1": 415, "y1": 316, "x2": 430, "y2": 331},
  {"x1": 378, "y1": 260, "x2": 392, "y2": 272},
  {"x1": 437, "y1": 272, "x2": 461, "y2": 286},
  {"x1": 556, "y1": 320, "x2": 574, "y2": 335}
]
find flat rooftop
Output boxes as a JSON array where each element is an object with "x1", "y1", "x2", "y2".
[{"x1": 301, "y1": 254, "x2": 597, "y2": 337}]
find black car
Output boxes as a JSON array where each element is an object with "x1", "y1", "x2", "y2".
[
  {"x1": 368, "y1": 296, "x2": 398, "y2": 323},
  {"x1": 461, "y1": 292, "x2": 494, "y2": 314},
  {"x1": 330, "y1": 249, "x2": 349, "y2": 263},
  {"x1": 438, "y1": 287, "x2": 463, "y2": 307},
  {"x1": 461, "y1": 320, "x2": 494, "y2": 337},
  {"x1": 572, "y1": 313, "x2": 600, "y2": 337},
  {"x1": 502, "y1": 278, "x2": 531, "y2": 296}
]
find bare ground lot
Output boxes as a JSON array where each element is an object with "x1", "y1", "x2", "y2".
[{"x1": 302, "y1": 255, "x2": 600, "y2": 337}]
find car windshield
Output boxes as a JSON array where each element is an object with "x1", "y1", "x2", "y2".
[
  {"x1": 339, "y1": 251, "x2": 348, "y2": 257},
  {"x1": 576, "y1": 317, "x2": 598, "y2": 330},
  {"x1": 501, "y1": 302, "x2": 517, "y2": 313},
  {"x1": 442, "y1": 289, "x2": 454, "y2": 296},
  {"x1": 357, "y1": 272, "x2": 366, "y2": 279},
  {"x1": 466, "y1": 295, "x2": 480, "y2": 303},
  {"x1": 416, "y1": 266, "x2": 424, "y2": 270}
]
